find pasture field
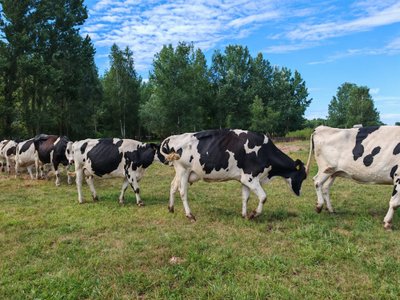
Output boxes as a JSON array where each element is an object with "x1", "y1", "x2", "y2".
[{"x1": 1, "y1": 140, "x2": 400, "y2": 299}]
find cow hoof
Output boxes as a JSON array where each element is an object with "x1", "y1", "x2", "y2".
[
  {"x1": 93, "y1": 196, "x2": 99, "y2": 202},
  {"x1": 186, "y1": 213, "x2": 196, "y2": 222},
  {"x1": 78, "y1": 201, "x2": 85, "y2": 204},
  {"x1": 248, "y1": 210, "x2": 258, "y2": 220},
  {"x1": 119, "y1": 201, "x2": 125, "y2": 206},
  {"x1": 315, "y1": 205, "x2": 323, "y2": 213},
  {"x1": 137, "y1": 201, "x2": 145, "y2": 207},
  {"x1": 384, "y1": 222, "x2": 393, "y2": 231},
  {"x1": 168, "y1": 206, "x2": 174, "y2": 213}
]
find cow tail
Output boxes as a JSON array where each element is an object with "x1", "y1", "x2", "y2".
[
  {"x1": 160, "y1": 140, "x2": 181, "y2": 162},
  {"x1": 305, "y1": 131, "x2": 314, "y2": 176}
]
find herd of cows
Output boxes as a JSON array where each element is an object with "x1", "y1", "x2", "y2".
[{"x1": 1, "y1": 126, "x2": 399, "y2": 229}]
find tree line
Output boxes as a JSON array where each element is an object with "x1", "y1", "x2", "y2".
[{"x1": 0, "y1": 0, "x2": 383, "y2": 141}]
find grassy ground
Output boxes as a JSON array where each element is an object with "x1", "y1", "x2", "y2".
[{"x1": 1, "y1": 140, "x2": 400, "y2": 299}]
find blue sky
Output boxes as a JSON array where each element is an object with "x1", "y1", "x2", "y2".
[{"x1": 81, "y1": 0, "x2": 400, "y2": 125}]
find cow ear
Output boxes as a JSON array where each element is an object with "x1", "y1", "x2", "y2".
[{"x1": 295, "y1": 159, "x2": 303, "y2": 171}]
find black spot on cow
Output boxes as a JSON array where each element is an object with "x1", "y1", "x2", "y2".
[
  {"x1": 134, "y1": 188, "x2": 140, "y2": 194},
  {"x1": 124, "y1": 143, "x2": 156, "y2": 171},
  {"x1": 392, "y1": 186, "x2": 398, "y2": 197},
  {"x1": 6, "y1": 146, "x2": 16, "y2": 156},
  {"x1": 80, "y1": 142, "x2": 88, "y2": 154},
  {"x1": 116, "y1": 140, "x2": 123, "y2": 147},
  {"x1": 363, "y1": 146, "x2": 381, "y2": 167},
  {"x1": 189, "y1": 155, "x2": 194, "y2": 162},
  {"x1": 390, "y1": 165, "x2": 398, "y2": 179},
  {"x1": 52, "y1": 136, "x2": 69, "y2": 167},
  {"x1": 393, "y1": 143, "x2": 400, "y2": 155},
  {"x1": 87, "y1": 138, "x2": 123, "y2": 177},
  {"x1": 352, "y1": 126, "x2": 380, "y2": 161},
  {"x1": 20, "y1": 139, "x2": 34, "y2": 154}
]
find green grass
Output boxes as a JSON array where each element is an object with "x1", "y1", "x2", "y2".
[{"x1": 1, "y1": 141, "x2": 400, "y2": 299}]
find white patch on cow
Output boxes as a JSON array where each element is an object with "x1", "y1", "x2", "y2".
[
  {"x1": 232, "y1": 129, "x2": 248, "y2": 136},
  {"x1": 244, "y1": 139, "x2": 261, "y2": 155}
]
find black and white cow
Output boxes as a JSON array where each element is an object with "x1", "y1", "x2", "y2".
[
  {"x1": 15, "y1": 138, "x2": 40, "y2": 179},
  {"x1": 0, "y1": 140, "x2": 18, "y2": 174},
  {"x1": 65, "y1": 138, "x2": 160, "y2": 204},
  {"x1": 305, "y1": 125, "x2": 400, "y2": 229},
  {"x1": 160, "y1": 129, "x2": 307, "y2": 221},
  {"x1": 0, "y1": 140, "x2": 8, "y2": 171},
  {"x1": 33, "y1": 134, "x2": 71, "y2": 186}
]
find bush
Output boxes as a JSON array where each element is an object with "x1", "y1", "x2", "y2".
[{"x1": 285, "y1": 128, "x2": 314, "y2": 139}]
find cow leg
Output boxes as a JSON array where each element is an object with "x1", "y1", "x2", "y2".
[
  {"x1": 241, "y1": 178, "x2": 266, "y2": 219},
  {"x1": 27, "y1": 165, "x2": 35, "y2": 179},
  {"x1": 119, "y1": 178, "x2": 129, "y2": 204},
  {"x1": 15, "y1": 160, "x2": 19, "y2": 178},
  {"x1": 178, "y1": 170, "x2": 195, "y2": 221},
  {"x1": 67, "y1": 172, "x2": 72, "y2": 185},
  {"x1": 313, "y1": 172, "x2": 332, "y2": 213},
  {"x1": 5, "y1": 157, "x2": 11, "y2": 175},
  {"x1": 241, "y1": 185, "x2": 250, "y2": 218},
  {"x1": 322, "y1": 176, "x2": 336, "y2": 213},
  {"x1": 53, "y1": 162, "x2": 60, "y2": 186},
  {"x1": 85, "y1": 175, "x2": 98, "y2": 202},
  {"x1": 128, "y1": 174, "x2": 144, "y2": 206},
  {"x1": 383, "y1": 178, "x2": 400, "y2": 230},
  {"x1": 75, "y1": 168, "x2": 84, "y2": 204},
  {"x1": 168, "y1": 174, "x2": 180, "y2": 213}
]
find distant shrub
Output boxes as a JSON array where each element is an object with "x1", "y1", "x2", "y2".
[{"x1": 285, "y1": 127, "x2": 314, "y2": 139}]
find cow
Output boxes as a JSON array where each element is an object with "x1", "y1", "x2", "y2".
[
  {"x1": 0, "y1": 140, "x2": 18, "y2": 174},
  {"x1": 305, "y1": 125, "x2": 400, "y2": 230},
  {"x1": 0, "y1": 140, "x2": 8, "y2": 172},
  {"x1": 33, "y1": 134, "x2": 72, "y2": 186},
  {"x1": 15, "y1": 138, "x2": 40, "y2": 179},
  {"x1": 159, "y1": 129, "x2": 307, "y2": 221},
  {"x1": 65, "y1": 138, "x2": 160, "y2": 205}
]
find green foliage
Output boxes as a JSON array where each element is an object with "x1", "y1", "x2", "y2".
[
  {"x1": 141, "y1": 42, "x2": 211, "y2": 136},
  {"x1": 0, "y1": 0, "x2": 100, "y2": 139},
  {"x1": 285, "y1": 127, "x2": 314, "y2": 139},
  {"x1": 304, "y1": 118, "x2": 326, "y2": 128},
  {"x1": 327, "y1": 82, "x2": 381, "y2": 128},
  {"x1": 100, "y1": 44, "x2": 141, "y2": 138},
  {"x1": 249, "y1": 95, "x2": 280, "y2": 135}
]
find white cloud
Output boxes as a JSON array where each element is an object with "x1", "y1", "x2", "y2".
[
  {"x1": 82, "y1": 0, "x2": 282, "y2": 71},
  {"x1": 285, "y1": 2, "x2": 400, "y2": 41}
]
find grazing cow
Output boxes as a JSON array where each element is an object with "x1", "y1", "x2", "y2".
[
  {"x1": 0, "y1": 140, "x2": 18, "y2": 174},
  {"x1": 305, "y1": 125, "x2": 400, "y2": 229},
  {"x1": 33, "y1": 134, "x2": 71, "y2": 186},
  {"x1": 65, "y1": 138, "x2": 160, "y2": 204},
  {"x1": 15, "y1": 138, "x2": 40, "y2": 179},
  {"x1": 0, "y1": 140, "x2": 9, "y2": 171},
  {"x1": 160, "y1": 129, "x2": 307, "y2": 221}
]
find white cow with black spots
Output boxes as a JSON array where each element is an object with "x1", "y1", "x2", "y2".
[
  {"x1": 0, "y1": 140, "x2": 18, "y2": 174},
  {"x1": 65, "y1": 138, "x2": 160, "y2": 205},
  {"x1": 15, "y1": 139, "x2": 41, "y2": 179},
  {"x1": 160, "y1": 129, "x2": 307, "y2": 221},
  {"x1": 306, "y1": 125, "x2": 400, "y2": 229}
]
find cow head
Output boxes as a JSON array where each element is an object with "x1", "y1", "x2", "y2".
[
  {"x1": 65, "y1": 141, "x2": 74, "y2": 165},
  {"x1": 287, "y1": 159, "x2": 307, "y2": 196}
]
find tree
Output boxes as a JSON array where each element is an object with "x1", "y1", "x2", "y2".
[
  {"x1": 210, "y1": 45, "x2": 252, "y2": 129},
  {"x1": 101, "y1": 44, "x2": 141, "y2": 138},
  {"x1": 141, "y1": 42, "x2": 211, "y2": 136},
  {"x1": 249, "y1": 95, "x2": 280, "y2": 134},
  {"x1": 0, "y1": 0, "x2": 99, "y2": 139},
  {"x1": 327, "y1": 83, "x2": 381, "y2": 128}
]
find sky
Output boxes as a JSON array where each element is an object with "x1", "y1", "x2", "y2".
[{"x1": 81, "y1": 0, "x2": 400, "y2": 125}]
